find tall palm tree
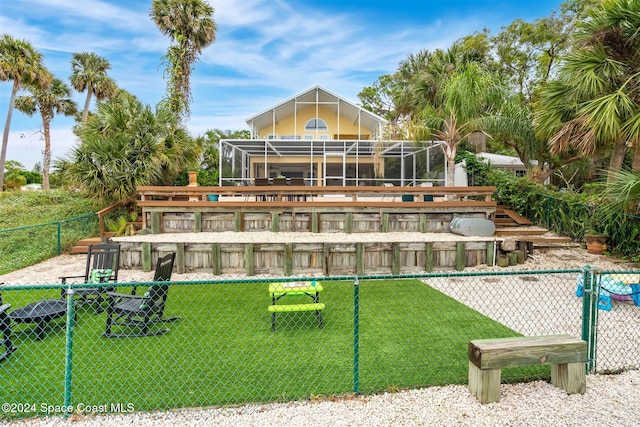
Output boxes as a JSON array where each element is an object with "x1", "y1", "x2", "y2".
[
  {"x1": 15, "y1": 78, "x2": 77, "y2": 189},
  {"x1": 150, "y1": 0, "x2": 216, "y2": 118},
  {"x1": 419, "y1": 62, "x2": 506, "y2": 186},
  {"x1": 534, "y1": 0, "x2": 640, "y2": 181},
  {"x1": 0, "y1": 34, "x2": 50, "y2": 189},
  {"x1": 70, "y1": 52, "x2": 118, "y2": 124},
  {"x1": 66, "y1": 91, "x2": 198, "y2": 204}
]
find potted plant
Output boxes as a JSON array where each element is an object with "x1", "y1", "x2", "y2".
[{"x1": 584, "y1": 232, "x2": 610, "y2": 255}]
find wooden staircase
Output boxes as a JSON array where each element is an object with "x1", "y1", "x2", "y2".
[
  {"x1": 493, "y1": 206, "x2": 532, "y2": 227},
  {"x1": 70, "y1": 237, "x2": 102, "y2": 254},
  {"x1": 69, "y1": 232, "x2": 116, "y2": 254},
  {"x1": 493, "y1": 206, "x2": 574, "y2": 247}
]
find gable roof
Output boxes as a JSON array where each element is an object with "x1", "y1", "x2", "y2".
[{"x1": 245, "y1": 85, "x2": 387, "y2": 135}]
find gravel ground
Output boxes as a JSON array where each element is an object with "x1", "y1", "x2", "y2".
[
  {"x1": 1, "y1": 233, "x2": 639, "y2": 426},
  {"x1": 5, "y1": 369, "x2": 640, "y2": 427}
]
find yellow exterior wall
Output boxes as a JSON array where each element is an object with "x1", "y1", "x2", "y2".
[{"x1": 257, "y1": 105, "x2": 371, "y2": 139}]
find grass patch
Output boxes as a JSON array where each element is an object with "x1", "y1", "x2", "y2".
[
  {"x1": 0, "y1": 190, "x2": 100, "y2": 274},
  {"x1": 0, "y1": 279, "x2": 546, "y2": 417}
]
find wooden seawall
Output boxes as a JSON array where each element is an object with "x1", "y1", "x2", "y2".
[
  {"x1": 114, "y1": 233, "x2": 498, "y2": 276},
  {"x1": 112, "y1": 185, "x2": 501, "y2": 275}
]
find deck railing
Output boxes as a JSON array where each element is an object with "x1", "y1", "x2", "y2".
[{"x1": 136, "y1": 185, "x2": 497, "y2": 203}]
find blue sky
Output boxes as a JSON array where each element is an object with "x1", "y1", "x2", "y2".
[{"x1": 1, "y1": 0, "x2": 564, "y2": 170}]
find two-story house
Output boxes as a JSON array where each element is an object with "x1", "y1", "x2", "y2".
[{"x1": 220, "y1": 85, "x2": 445, "y2": 186}]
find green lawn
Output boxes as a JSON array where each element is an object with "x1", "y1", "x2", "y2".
[
  {"x1": 0, "y1": 190, "x2": 100, "y2": 274},
  {"x1": 0, "y1": 279, "x2": 547, "y2": 417}
]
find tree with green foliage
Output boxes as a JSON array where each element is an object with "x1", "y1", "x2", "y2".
[
  {"x1": 70, "y1": 52, "x2": 118, "y2": 124},
  {"x1": 64, "y1": 91, "x2": 198, "y2": 204},
  {"x1": 419, "y1": 62, "x2": 507, "y2": 186},
  {"x1": 535, "y1": 0, "x2": 640, "y2": 182},
  {"x1": 150, "y1": 0, "x2": 216, "y2": 118},
  {"x1": 0, "y1": 34, "x2": 51, "y2": 189},
  {"x1": 15, "y1": 78, "x2": 77, "y2": 189}
]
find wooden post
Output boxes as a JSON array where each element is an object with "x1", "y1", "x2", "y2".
[
  {"x1": 234, "y1": 212, "x2": 243, "y2": 232},
  {"x1": 517, "y1": 241, "x2": 527, "y2": 263},
  {"x1": 194, "y1": 212, "x2": 202, "y2": 233},
  {"x1": 141, "y1": 242, "x2": 152, "y2": 272},
  {"x1": 425, "y1": 242, "x2": 434, "y2": 273},
  {"x1": 311, "y1": 212, "x2": 319, "y2": 233},
  {"x1": 356, "y1": 243, "x2": 364, "y2": 276},
  {"x1": 151, "y1": 212, "x2": 161, "y2": 234},
  {"x1": 456, "y1": 242, "x2": 465, "y2": 271},
  {"x1": 176, "y1": 242, "x2": 185, "y2": 274},
  {"x1": 284, "y1": 243, "x2": 293, "y2": 276},
  {"x1": 322, "y1": 243, "x2": 330, "y2": 275},
  {"x1": 345, "y1": 212, "x2": 353, "y2": 234},
  {"x1": 381, "y1": 213, "x2": 389, "y2": 232},
  {"x1": 392, "y1": 242, "x2": 400, "y2": 275},
  {"x1": 419, "y1": 213, "x2": 426, "y2": 233},
  {"x1": 468, "y1": 362, "x2": 501, "y2": 404},
  {"x1": 497, "y1": 254, "x2": 510, "y2": 267},
  {"x1": 551, "y1": 362, "x2": 586, "y2": 394},
  {"x1": 486, "y1": 241, "x2": 495, "y2": 267},
  {"x1": 211, "y1": 243, "x2": 221, "y2": 275},
  {"x1": 245, "y1": 243, "x2": 254, "y2": 276},
  {"x1": 271, "y1": 213, "x2": 279, "y2": 233}
]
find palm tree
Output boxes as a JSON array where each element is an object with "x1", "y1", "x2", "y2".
[
  {"x1": 150, "y1": 0, "x2": 216, "y2": 118},
  {"x1": 14, "y1": 78, "x2": 77, "y2": 189},
  {"x1": 0, "y1": 34, "x2": 50, "y2": 189},
  {"x1": 65, "y1": 91, "x2": 198, "y2": 204},
  {"x1": 70, "y1": 52, "x2": 118, "y2": 124},
  {"x1": 419, "y1": 62, "x2": 506, "y2": 186},
  {"x1": 534, "y1": 0, "x2": 640, "y2": 181}
]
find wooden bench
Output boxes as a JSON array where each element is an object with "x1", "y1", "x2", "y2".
[{"x1": 468, "y1": 335, "x2": 587, "y2": 404}]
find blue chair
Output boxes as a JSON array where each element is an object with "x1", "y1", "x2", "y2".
[
  {"x1": 575, "y1": 275, "x2": 611, "y2": 311},
  {"x1": 576, "y1": 274, "x2": 639, "y2": 311}
]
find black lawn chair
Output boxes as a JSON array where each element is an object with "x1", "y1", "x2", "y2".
[
  {"x1": 0, "y1": 302, "x2": 17, "y2": 362},
  {"x1": 60, "y1": 243, "x2": 120, "y2": 312},
  {"x1": 104, "y1": 253, "x2": 178, "y2": 338}
]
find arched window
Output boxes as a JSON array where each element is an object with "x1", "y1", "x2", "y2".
[{"x1": 304, "y1": 118, "x2": 328, "y2": 131}]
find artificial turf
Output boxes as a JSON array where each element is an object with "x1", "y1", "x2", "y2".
[{"x1": 0, "y1": 279, "x2": 547, "y2": 417}]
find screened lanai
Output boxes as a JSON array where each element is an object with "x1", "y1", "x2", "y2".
[{"x1": 218, "y1": 138, "x2": 447, "y2": 187}]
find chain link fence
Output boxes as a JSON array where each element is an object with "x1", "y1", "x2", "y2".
[
  {"x1": 0, "y1": 214, "x2": 98, "y2": 275},
  {"x1": 0, "y1": 267, "x2": 639, "y2": 419}
]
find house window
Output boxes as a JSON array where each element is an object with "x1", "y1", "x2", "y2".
[
  {"x1": 304, "y1": 118, "x2": 328, "y2": 131},
  {"x1": 515, "y1": 169, "x2": 526, "y2": 177},
  {"x1": 267, "y1": 133, "x2": 278, "y2": 140}
]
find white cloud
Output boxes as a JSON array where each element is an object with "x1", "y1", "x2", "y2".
[{"x1": 5, "y1": 126, "x2": 78, "y2": 171}]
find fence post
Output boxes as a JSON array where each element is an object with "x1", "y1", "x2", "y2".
[
  {"x1": 57, "y1": 221, "x2": 62, "y2": 255},
  {"x1": 581, "y1": 266, "x2": 599, "y2": 373},
  {"x1": 546, "y1": 195, "x2": 551, "y2": 230},
  {"x1": 353, "y1": 276, "x2": 360, "y2": 394},
  {"x1": 64, "y1": 285, "x2": 75, "y2": 415}
]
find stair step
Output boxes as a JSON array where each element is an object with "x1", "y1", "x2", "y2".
[
  {"x1": 70, "y1": 246, "x2": 90, "y2": 254},
  {"x1": 515, "y1": 236, "x2": 574, "y2": 243},
  {"x1": 76, "y1": 237, "x2": 102, "y2": 246},
  {"x1": 495, "y1": 227, "x2": 549, "y2": 237},
  {"x1": 70, "y1": 235, "x2": 112, "y2": 254}
]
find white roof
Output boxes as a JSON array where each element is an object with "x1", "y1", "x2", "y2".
[
  {"x1": 477, "y1": 152, "x2": 537, "y2": 168},
  {"x1": 245, "y1": 85, "x2": 387, "y2": 134}
]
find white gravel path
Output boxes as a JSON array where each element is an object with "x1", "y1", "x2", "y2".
[
  {"x1": 1, "y1": 234, "x2": 639, "y2": 426},
  {"x1": 5, "y1": 369, "x2": 640, "y2": 427}
]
